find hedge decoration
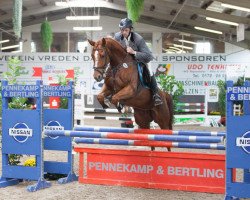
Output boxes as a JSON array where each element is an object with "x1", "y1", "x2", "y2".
[
  {"x1": 40, "y1": 20, "x2": 53, "y2": 52},
  {"x1": 125, "y1": 0, "x2": 144, "y2": 23},
  {"x1": 13, "y1": 0, "x2": 22, "y2": 39}
]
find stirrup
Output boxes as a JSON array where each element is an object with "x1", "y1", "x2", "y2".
[{"x1": 153, "y1": 94, "x2": 163, "y2": 106}]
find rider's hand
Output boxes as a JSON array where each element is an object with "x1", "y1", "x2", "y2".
[{"x1": 126, "y1": 47, "x2": 136, "y2": 55}]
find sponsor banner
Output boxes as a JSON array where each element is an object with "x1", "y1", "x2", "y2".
[
  {"x1": 9, "y1": 123, "x2": 33, "y2": 143},
  {"x1": 159, "y1": 54, "x2": 227, "y2": 62},
  {"x1": 236, "y1": 131, "x2": 250, "y2": 154},
  {"x1": 2, "y1": 84, "x2": 40, "y2": 98},
  {"x1": 173, "y1": 63, "x2": 227, "y2": 79},
  {"x1": 43, "y1": 85, "x2": 72, "y2": 97},
  {"x1": 1, "y1": 53, "x2": 250, "y2": 96},
  {"x1": 207, "y1": 87, "x2": 219, "y2": 102},
  {"x1": 77, "y1": 148, "x2": 225, "y2": 193},
  {"x1": 227, "y1": 86, "x2": 250, "y2": 101}
]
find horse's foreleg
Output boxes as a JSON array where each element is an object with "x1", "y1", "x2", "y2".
[
  {"x1": 97, "y1": 84, "x2": 112, "y2": 109},
  {"x1": 111, "y1": 85, "x2": 136, "y2": 106}
]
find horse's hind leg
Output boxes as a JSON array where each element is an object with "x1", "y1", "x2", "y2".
[
  {"x1": 158, "y1": 119, "x2": 172, "y2": 152},
  {"x1": 155, "y1": 117, "x2": 171, "y2": 152},
  {"x1": 152, "y1": 107, "x2": 172, "y2": 152},
  {"x1": 133, "y1": 109, "x2": 155, "y2": 151}
]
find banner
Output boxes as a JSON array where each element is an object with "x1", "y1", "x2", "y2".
[{"x1": 1, "y1": 52, "x2": 250, "y2": 96}]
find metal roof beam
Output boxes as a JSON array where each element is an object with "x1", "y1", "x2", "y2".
[
  {"x1": 215, "y1": 0, "x2": 250, "y2": 9},
  {"x1": 0, "y1": 1, "x2": 125, "y2": 22},
  {"x1": 161, "y1": 0, "x2": 250, "y2": 25}
]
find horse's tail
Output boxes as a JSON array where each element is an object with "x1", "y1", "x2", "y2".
[{"x1": 165, "y1": 92, "x2": 174, "y2": 130}]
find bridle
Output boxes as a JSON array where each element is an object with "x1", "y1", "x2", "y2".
[
  {"x1": 92, "y1": 47, "x2": 110, "y2": 78},
  {"x1": 93, "y1": 44, "x2": 132, "y2": 80}
]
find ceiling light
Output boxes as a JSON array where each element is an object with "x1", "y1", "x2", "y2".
[
  {"x1": 55, "y1": 0, "x2": 107, "y2": 7},
  {"x1": 221, "y1": 3, "x2": 250, "y2": 12},
  {"x1": 178, "y1": 39, "x2": 197, "y2": 45},
  {"x1": 169, "y1": 46, "x2": 182, "y2": 51},
  {"x1": 73, "y1": 26, "x2": 103, "y2": 31},
  {"x1": 206, "y1": 17, "x2": 239, "y2": 26},
  {"x1": 0, "y1": 39, "x2": 10, "y2": 44},
  {"x1": 194, "y1": 26, "x2": 223, "y2": 34},
  {"x1": 1, "y1": 44, "x2": 20, "y2": 50},
  {"x1": 173, "y1": 44, "x2": 193, "y2": 50},
  {"x1": 66, "y1": 16, "x2": 100, "y2": 20}
]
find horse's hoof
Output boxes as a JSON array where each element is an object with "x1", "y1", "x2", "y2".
[
  {"x1": 104, "y1": 99, "x2": 111, "y2": 108},
  {"x1": 111, "y1": 96, "x2": 119, "y2": 106},
  {"x1": 102, "y1": 104, "x2": 109, "y2": 109},
  {"x1": 117, "y1": 103, "x2": 123, "y2": 113}
]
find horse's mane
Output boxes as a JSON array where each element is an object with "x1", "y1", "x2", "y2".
[{"x1": 104, "y1": 37, "x2": 127, "y2": 53}]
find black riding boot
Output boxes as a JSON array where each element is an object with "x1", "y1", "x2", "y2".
[{"x1": 150, "y1": 75, "x2": 163, "y2": 106}]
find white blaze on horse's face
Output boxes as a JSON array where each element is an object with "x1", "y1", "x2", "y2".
[
  {"x1": 94, "y1": 50, "x2": 99, "y2": 67},
  {"x1": 93, "y1": 49, "x2": 103, "y2": 82}
]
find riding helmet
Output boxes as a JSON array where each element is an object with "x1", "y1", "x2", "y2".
[{"x1": 119, "y1": 18, "x2": 133, "y2": 29}]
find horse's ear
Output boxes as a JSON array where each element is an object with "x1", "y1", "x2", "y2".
[
  {"x1": 102, "y1": 38, "x2": 106, "y2": 47},
  {"x1": 88, "y1": 39, "x2": 95, "y2": 46}
]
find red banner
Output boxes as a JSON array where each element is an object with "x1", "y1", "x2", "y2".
[
  {"x1": 66, "y1": 69, "x2": 74, "y2": 79},
  {"x1": 75, "y1": 148, "x2": 226, "y2": 194},
  {"x1": 32, "y1": 67, "x2": 42, "y2": 77}
]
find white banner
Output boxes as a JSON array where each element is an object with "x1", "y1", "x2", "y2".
[{"x1": 1, "y1": 52, "x2": 250, "y2": 96}]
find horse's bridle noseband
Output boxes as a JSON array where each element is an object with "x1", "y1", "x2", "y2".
[{"x1": 93, "y1": 47, "x2": 110, "y2": 78}]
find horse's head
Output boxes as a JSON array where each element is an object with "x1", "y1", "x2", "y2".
[{"x1": 88, "y1": 38, "x2": 110, "y2": 82}]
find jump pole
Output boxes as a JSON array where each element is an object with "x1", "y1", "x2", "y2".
[
  {"x1": 74, "y1": 125, "x2": 226, "y2": 137},
  {"x1": 73, "y1": 138, "x2": 225, "y2": 150},
  {"x1": 44, "y1": 130, "x2": 224, "y2": 143}
]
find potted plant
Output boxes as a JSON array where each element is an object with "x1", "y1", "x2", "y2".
[
  {"x1": 2, "y1": 57, "x2": 34, "y2": 165},
  {"x1": 40, "y1": 19, "x2": 53, "y2": 52},
  {"x1": 157, "y1": 74, "x2": 184, "y2": 114},
  {"x1": 125, "y1": 0, "x2": 144, "y2": 22},
  {"x1": 217, "y1": 80, "x2": 226, "y2": 126}
]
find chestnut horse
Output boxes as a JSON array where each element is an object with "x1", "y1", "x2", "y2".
[{"x1": 88, "y1": 38, "x2": 173, "y2": 131}]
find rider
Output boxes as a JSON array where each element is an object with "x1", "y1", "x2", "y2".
[{"x1": 114, "y1": 18, "x2": 163, "y2": 106}]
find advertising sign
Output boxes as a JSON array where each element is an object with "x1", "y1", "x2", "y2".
[{"x1": 1, "y1": 52, "x2": 250, "y2": 96}]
